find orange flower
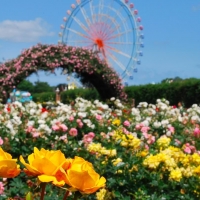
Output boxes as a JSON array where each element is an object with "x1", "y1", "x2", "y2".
[
  {"x1": 20, "y1": 147, "x2": 71, "y2": 186},
  {"x1": 65, "y1": 156, "x2": 106, "y2": 194},
  {"x1": 0, "y1": 148, "x2": 20, "y2": 178}
]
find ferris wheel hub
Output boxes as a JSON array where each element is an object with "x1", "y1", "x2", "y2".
[{"x1": 95, "y1": 39, "x2": 104, "y2": 48}]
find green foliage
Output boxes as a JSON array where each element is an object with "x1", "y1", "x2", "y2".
[
  {"x1": 32, "y1": 92, "x2": 55, "y2": 102},
  {"x1": 125, "y1": 78, "x2": 200, "y2": 107},
  {"x1": 33, "y1": 81, "x2": 54, "y2": 93},
  {"x1": 61, "y1": 88, "x2": 100, "y2": 104},
  {"x1": 17, "y1": 80, "x2": 35, "y2": 93}
]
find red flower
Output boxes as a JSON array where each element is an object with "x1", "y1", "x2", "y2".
[
  {"x1": 41, "y1": 108, "x2": 48, "y2": 113},
  {"x1": 7, "y1": 106, "x2": 11, "y2": 112}
]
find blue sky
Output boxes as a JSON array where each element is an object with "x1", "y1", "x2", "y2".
[{"x1": 0, "y1": 0, "x2": 200, "y2": 86}]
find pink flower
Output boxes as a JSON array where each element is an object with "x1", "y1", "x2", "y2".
[
  {"x1": 83, "y1": 132, "x2": 95, "y2": 145},
  {"x1": 141, "y1": 126, "x2": 150, "y2": 133},
  {"x1": 143, "y1": 132, "x2": 155, "y2": 144},
  {"x1": 69, "y1": 116, "x2": 74, "y2": 121},
  {"x1": 78, "y1": 122, "x2": 83, "y2": 128},
  {"x1": 183, "y1": 143, "x2": 196, "y2": 154},
  {"x1": 88, "y1": 132, "x2": 95, "y2": 138},
  {"x1": 123, "y1": 128, "x2": 129, "y2": 134},
  {"x1": 193, "y1": 127, "x2": 200, "y2": 138},
  {"x1": 145, "y1": 144, "x2": 149, "y2": 150},
  {"x1": 76, "y1": 119, "x2": 82, "y2": 123},
  {"x1": 26, "y1": 126, "x2": 34, "y2": 133},
  {"x1": 96, "y1": 114, "x2": 102, "y2": 121},
  {"x1": 52, "y1": 125, "x2": 60, "y2": 131},
  {"x1": 174, "y1": 139, "x2": 181, "y2": 146},
  {"x1": 32, "y1": 132, "x2": 40, "y2": 138},
  {"x1": 168, "y1": 126, "x2": 175, "y2": 133},
  {"x1": 59, "y1": 124, "x2": 68, "y2": 132},
  {"x1": 0, "y1": 182, "x2": 4, "y2": 194},
  {"x1": 69, "y1": 128, "x2": 78, "y2": 137},
  {"x1": 123, "y1": 120, "x2": 130, "y2": 127},
  {"x1": 0, "y1": 137, "x2": 3, "y2": 146},
  {"x1": 135, "y1": 123, "x2": 144, "y2": 130},
  {"x1": 59, "y1": 134, "x2": 67, "y2": 141}
]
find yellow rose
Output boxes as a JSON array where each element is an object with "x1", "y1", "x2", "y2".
[
  {"x1": 65, "y1": 156, "x2": 106, "y2": 194},
  {"x1": 20, "y1": 147, "x2": 71, "y2": 186},
  {"x1": 0, "y1": 148, "x2": 20, "y2": 178}
]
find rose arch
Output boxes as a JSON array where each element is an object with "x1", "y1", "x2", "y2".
[{"x1": 0, "y1": 44, "x2": 127, "y2": 102}]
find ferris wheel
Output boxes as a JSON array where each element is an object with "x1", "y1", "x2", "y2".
[{"x1": 59, "y1": 0, "x2": 144, "y2": 85}]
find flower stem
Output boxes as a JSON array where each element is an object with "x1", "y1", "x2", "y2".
[
  {"x1": 40, "y1": 183, "x2": 47, "y2": 200},
  {"x1": 62, "y1": 190, "x2": 70, "y2": 200}
]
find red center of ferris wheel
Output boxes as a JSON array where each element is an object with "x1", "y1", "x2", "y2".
[{"x1": 95, "y1": 38, "x2": 104, "y2": 48}]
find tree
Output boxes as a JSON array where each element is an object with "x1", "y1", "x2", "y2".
[
  {"x1": 17, "y1": 80, "x2": 34, "y2": 93},
  {"x1": 33, "y1": 81, "x2": 53, "y2": 93}
]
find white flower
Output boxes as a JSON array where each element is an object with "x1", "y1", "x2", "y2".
[
  {"x1": 166, "y1": 131, "x2": 171, "y2": 137},
  {"x1": 27, "y1": 120, "x2": 35, "y2": 126},
  {"x1": 29, "y1": 108, "x2": 36, "y2": 115},
  {"x1": 38, "y1": 119, "x2": 46, "y2": 124},
  {"x1": 153, "y1": 121, "x2": 161, "y2": 128},
  {"x1": 78, "y1": 112, "x2": 87, "y2": 118},
  {"x1": 110, "y1": 97, "x2": 115, "y2": 101}
]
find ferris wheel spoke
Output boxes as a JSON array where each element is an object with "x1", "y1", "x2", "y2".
[
  {"x1": 79, "y1": 5, "x2": 92, "y2": 27},
  {"x1": 89, "y1": 0, "x2": 95, "y2": 23},
  {"x1": 106, "y1": 41, "x2": 134, "y2": 45},
  {"x1": 105, "y1": 45, "x2": 131, "y2": 59},
  {"x1": 67, "y1": 40, "x2": 92, "y2": 44},
  {"x1": 106, "y1": 29, "x2": 134, "y2": 41},
  {"x1": 71, "y1": 16, "x2": 89, "y2": 33},
  {"x1": 65, "y1": 28, "x2": 93, "y2": 40},
  {"x1": 106, "y1": 51, "x2": 126, "y2": 71},
  {"x1": 98, "y1": 0, "x2": 105, "y2": 23}
]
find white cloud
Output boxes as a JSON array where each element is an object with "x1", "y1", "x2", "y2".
[{"x1": 0, "y1": 18, "x2": 54, "y2": 42}]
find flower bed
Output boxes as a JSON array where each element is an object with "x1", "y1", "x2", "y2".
[{"x1": 1, "y1": 98, "x2": 200, "y2": 199}]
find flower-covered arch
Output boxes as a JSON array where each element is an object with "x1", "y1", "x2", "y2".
[{"x1": 0, "y1": 44, "x2": 127, "y2": 102}]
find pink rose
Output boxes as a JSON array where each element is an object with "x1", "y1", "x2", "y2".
[
  {"x1": 123, "y1": 120, "x2": 130, "y2": 127},
  {"x1": 78, "y1": 122, "x2": 83, "y2": 128},
  {"x1": 141, "y1": 126, "x2": 150, "y2": 133},
  {"x1": 96, "y1": 114, "x2": 102, "y2": 121},
  {"x1": 0, "y1": 182, "x2": 4, "y2": 195},
  {"x1": 69, "y1": 116, "x2": 74, "y2": 121},
  {"x1": 168, "y1": 126, "x2": 175, "y2": 133},
  {"x1": 69, "y1": 128, "x2": 78, "y2": 137},
  {"x1": 52, "y1": 125, "x2": 60, "y2": 131},
  {"x1": 0, "y1": 137, "x2": 3, "y2": 146},
  {"x1": 59, "y1": 124, "x2": 68, "y2": 132},
  {"x1": 194, "y1": 127, "x2": 200, "y2": 138},
  {"x1": 88, "y1": 132, "x2": 95, "y2": 138}
]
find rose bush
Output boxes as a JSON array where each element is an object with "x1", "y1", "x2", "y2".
[{"x1": 1, "y1": 98, "x2": 200, "y2": 199}]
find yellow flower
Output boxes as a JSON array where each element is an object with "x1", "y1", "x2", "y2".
[
  {"x1": 112, "y1": 118, "x2": 121, "y2": 126},
  {"x1": 143, "y1": 154, "x2": 163, "y2": 169},
  {"x1": 193, "y1": 165, "x2": 200, "y2": 176},
  {"x1": 0, "y1": 148, "x2": 20, "y2": 178},
  {"x1": 138, "y1": 150, "x2": 148, "y2": 157},
  {"x1": 96, "y1": 188, "x2": 107, "y2": 200},
  {"x1": 169, "y1": 168, "x2": 182, "y2": 182},
  {"x1": 64, "y1": 156, "x2": 106, "y2": 194},
  {"x1": 112, "y1": 158, "x2": 123, "y2": 166},
  {"x1": 157, "y1": 136, "x2": 171, "y2": 149},
  {"x1": 129, "y1": 165, "x2": 138, "y2": 172},
  {"x1": 20, "y1": 147, "x2": 71, "y2": 186}
]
